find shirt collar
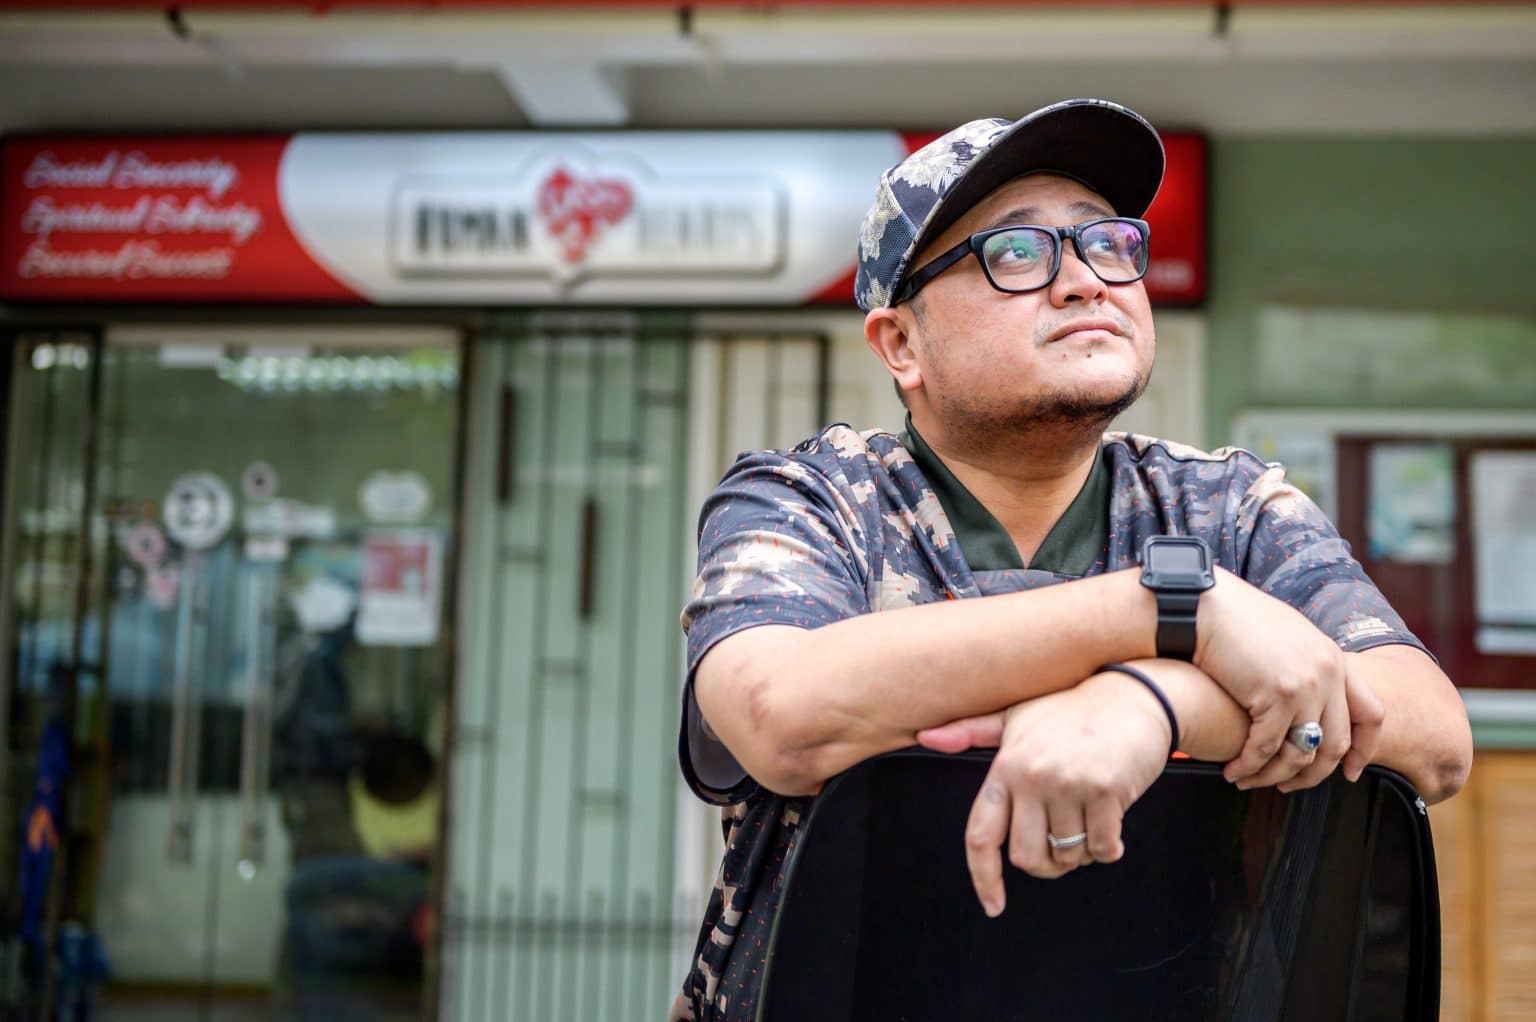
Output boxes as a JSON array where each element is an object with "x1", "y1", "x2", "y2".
[{"x1": 900, "y1": 414, "x2": 1109, "y2": 576}]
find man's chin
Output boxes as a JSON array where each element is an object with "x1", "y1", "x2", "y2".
[{"x1": 1012, "y1": 377, "x2": 1146, "y2": 431}]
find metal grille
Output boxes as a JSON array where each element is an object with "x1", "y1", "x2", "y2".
[{"x1": 444, "y1": 328, "x2": 827, "y2": 1021}]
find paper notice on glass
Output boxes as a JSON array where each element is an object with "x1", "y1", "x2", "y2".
[
  {"x1": 1472, "y1": 451, "x2": 1536, "y2": 655},
  {"x1": 1368, "y1": 443, "x2": 1455, "y2": 563},
  {"x1": 357, "y1": 529, "x2": 442, "y2": 647}
]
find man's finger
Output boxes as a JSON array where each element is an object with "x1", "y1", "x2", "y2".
[
  {"x1": 1043, "y1": 797, "x2": 1092, "y2": 871},
  {"x1": 1279, "y1": 684, "x2": 1352, "y2": 793},
  {"x1": 1237, "y1": 741, "x2": 1317, "y2": 790},
  {"x1": 1343, "y1": 674, "x2": 1385, "y2": 782},
  {"x1": 917, "y1": 712, "x2": 1007, "y2": 753},
  {"x1": 965, "y1": 774, "x2": 1012, "y2": 917},
  {"x1": 1084, "y1": 796, "x2": 1126, "y2": 864},
  {"x1": 1009, "y1": 793, "x2": 1061, "y2": 879},
  {"x1": 1225, "y1": 705, "x2": 1289, "y2": 782}
]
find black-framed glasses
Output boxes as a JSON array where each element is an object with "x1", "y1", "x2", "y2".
[{"x1": 891, "y1": 217, "x2": 1152, "y2": 305}]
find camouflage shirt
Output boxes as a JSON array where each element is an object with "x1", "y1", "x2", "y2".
[{"x1": 668, "y1": 424, "x2": 1423, "y2": 1022}]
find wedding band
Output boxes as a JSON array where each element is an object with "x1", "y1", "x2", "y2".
[
  {"x1": 1287, "y1": 722, "x2": 1324, "y2": 753},
  {"x1": 1047, "y1": 831, "x2": 1087, "y2": 851}
]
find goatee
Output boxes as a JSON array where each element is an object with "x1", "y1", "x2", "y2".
[{"x1": 947, "y1": 371, "x2": 1148, "y2": 453}]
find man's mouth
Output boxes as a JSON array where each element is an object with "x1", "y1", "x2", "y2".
[{"x1": 1046, "y1": 318, "x2": 1124, "y2": 344}]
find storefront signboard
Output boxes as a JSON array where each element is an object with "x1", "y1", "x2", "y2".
[{"x1": 1, "y1": 131, "x2": 1207, "y2": 306}]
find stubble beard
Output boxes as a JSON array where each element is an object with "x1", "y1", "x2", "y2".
[{"x1": 940, "y1": 368, "x2": 1149, "y2": 456}]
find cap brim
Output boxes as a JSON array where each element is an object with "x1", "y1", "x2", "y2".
[{"x1": 899, "y1": 99, "x2": 1165, "y2": 292}]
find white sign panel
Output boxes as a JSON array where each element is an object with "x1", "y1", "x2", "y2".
[
  {"x1": 279, "y1": 133, "x2": 907, "y2": 304},
  {"x1": 394, "y1": 161, "x2": 783, "y2": 282}
]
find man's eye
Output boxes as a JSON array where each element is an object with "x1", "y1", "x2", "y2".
[
  {"x1": 994, "y1": 237, "x2": 1045, "y2": 263},
  {"x1": 1084, "y1": 233, "x2": 1121, "y2": 255}
]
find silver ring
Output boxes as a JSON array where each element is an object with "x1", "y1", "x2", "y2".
[
  {"x1": 1047, "y1": 831, "x2": 1087, "y2": 851},
  {"x1": 1287, "y1": 722, "x2": 1323, "y2": 753}
]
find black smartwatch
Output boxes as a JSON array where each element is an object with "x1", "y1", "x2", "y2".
[{"x1": 1138, "y1": 535, "x2": 1216, "y2": 661}]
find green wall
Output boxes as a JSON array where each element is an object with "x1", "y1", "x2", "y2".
[{"x1": 1204, "y1": 137, "x2": 1536, "y2": 446}]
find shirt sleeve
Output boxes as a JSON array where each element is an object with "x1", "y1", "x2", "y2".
[
  {"x1": 677, "y1": 447, "x2": 873, "y2": 805},
  {"x1": 1238, "y1": 461, "x2": 1432, "y2": 658}
]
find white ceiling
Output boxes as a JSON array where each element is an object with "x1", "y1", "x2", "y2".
[{"x1": 1, "y1": 5, "x2": 1535, "y2": 135}]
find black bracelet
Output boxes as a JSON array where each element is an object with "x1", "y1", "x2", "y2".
[{"x1": 1097, "y1": 663, "x2": 1180, "y2": 759}]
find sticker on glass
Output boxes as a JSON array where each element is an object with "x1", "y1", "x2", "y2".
[
  {"x1": 163, "y1": 472, "x2": 234, "y2": 551},
  {"x1": 359, "y1": 471, "x2": 432, "y2": 524},
  {"x1": 123, "y1": 522, "x2": 168, "y2": 568},
  {"x1": 241, "y1": 461, "x2": 280, "y2": 502}
]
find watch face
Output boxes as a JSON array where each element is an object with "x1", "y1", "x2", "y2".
[
  {"x1": 1152, "y1": 544, "x2": 1207, "y2": 574},
  {"x1": 1142, "y1": 537, "x2": 1214, "y2": 591}
]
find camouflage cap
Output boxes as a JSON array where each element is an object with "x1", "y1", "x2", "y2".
[{"x1": 854, "y1": 98, "x2": 1165, "y2": 311}]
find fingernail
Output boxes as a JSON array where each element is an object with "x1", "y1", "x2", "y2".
[
  {"x1": 984, "y1": 900, "x2": 1002, "y2": 918},
  {"x1": 1235, "y1": 780, "x2": 1251, "y2": 791}
]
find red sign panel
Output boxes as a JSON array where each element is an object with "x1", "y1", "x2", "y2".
[
  {"x1": 1, "y1": 1, "x2": 1525, "y2": 7},
  {"x1": 0, "y1": 137, "x2": 358, "y2": 303},
  {"x1": 1141, "y1": 132, "x2": 1208, "y2": 306},
  {"x1": 0, "y1": 130, "x2": 1207, "y2": 306}
]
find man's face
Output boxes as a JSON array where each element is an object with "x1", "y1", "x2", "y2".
[{"x1": 896, "y1": 173, "x2": 1156, "y2": 443}]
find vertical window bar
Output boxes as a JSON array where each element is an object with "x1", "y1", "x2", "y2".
[
  {"x1": 767, "y1": 338, "x2": 782, "y2": 448},
  {"x1": 474, "y1": 342, "x2": 512, "y2": 1022},
  {"x1": 496, "y1": 382, "x2": 517, "y2": 506},
  {"x1": 578, "y1": 498, "x2": 600, "y2": 623},
  {"x1": 563, "y1": 337, "x2": 603, "y2": 1011},
  {"x1": 517, "y1": 339, "x2": 560, "y2": 1022},
  {"x1": 655, "y1": 337, "x2": 690, "y2": 982},
  {"x1": 815, "y1": 333, "x2": 832, "y2": 426}
]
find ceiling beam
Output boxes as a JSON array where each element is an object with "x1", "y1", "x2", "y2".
[
  {"x1": 1, "y1": 5, "x2": 1533, "y2": 67},
  {"x1": 496, "y1": 61, "x2": 631, "y2": 125}
]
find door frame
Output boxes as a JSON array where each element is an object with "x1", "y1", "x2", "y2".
[{"x1": 0, "y1": 325, "x2": 106, "y2": 1019}]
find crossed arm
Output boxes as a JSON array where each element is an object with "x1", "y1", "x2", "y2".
[{"x1": 693, "y1": 565, "x2": 1472, "y2": 910}]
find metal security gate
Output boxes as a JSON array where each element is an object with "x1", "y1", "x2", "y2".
[{"x1": 445, "y1": 324, "x2": 827, "y2": 1021}]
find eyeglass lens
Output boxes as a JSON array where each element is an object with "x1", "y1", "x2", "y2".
[{"x1": 980, "y1": 220, "x2": 1147, "y2": 291}]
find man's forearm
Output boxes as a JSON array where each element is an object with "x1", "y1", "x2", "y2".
[
  {"x1": 1099, "y1": 649, "x2": 1471, "y2": 803},
  {"x1": 695, "y1": 568, "x2": 1159, "y2": 793},
  {"x1": 1110, "y1": 659, "x2": 1247, "y2": 762}
]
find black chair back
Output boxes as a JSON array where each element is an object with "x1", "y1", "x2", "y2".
[{"x1": 757, "y1": 752, "x2": 1439, "y2": 1022}]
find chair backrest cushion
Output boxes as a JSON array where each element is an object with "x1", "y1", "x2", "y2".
[{"x1": 757, "y1": 752, "x2": 1438, "y2": 1022}]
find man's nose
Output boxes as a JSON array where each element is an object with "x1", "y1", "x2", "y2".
[{"x1": 1048, "y1": 242, "x2": 1108, "y2": 306}]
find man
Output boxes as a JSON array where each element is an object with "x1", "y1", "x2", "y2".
[{"x1": 669, "y1": 98, "x2": 1471, "y2": 1022}]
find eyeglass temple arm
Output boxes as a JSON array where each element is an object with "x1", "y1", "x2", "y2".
[{"x1": 889, "y1": 239, "x2": 974, "y2": 306}]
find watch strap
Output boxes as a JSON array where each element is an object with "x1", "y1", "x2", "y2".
[{"x1": 1154, "y1": 589, "x2": 1201, "y2": 661}]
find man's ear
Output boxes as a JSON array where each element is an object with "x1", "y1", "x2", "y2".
[{"x1": 864, "y1": 307, "x2": 923, "y2": 399}]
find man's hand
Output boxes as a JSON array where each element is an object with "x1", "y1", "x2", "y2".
[
  {"x1": 922, "y1": 672, "x2": 1171, "y2": 917},
  {"x1": 1194, "y1": 568, "x2": 1383, "y2": 789}
]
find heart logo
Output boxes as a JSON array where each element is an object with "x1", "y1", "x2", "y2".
[{"x1": 536, "y1": 167, "x2": 634, "y2": 265}]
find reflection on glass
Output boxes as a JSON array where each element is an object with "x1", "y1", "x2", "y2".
[{"x1": 5, "y1": 334, "x2": 460, "y2": 1021}]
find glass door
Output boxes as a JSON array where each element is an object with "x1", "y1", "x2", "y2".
[{"x1": 2, "y1": 326, "x2": 464, "y2": 1021}]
